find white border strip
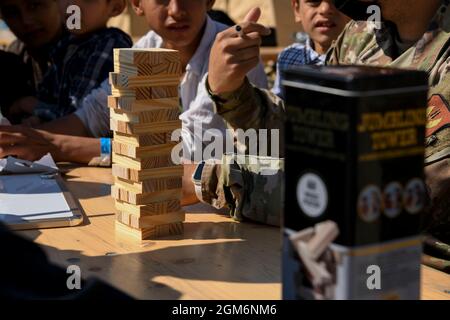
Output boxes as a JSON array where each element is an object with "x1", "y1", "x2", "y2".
[{"x1": 282, "y1": 80, "x2": 428, "y2": 98}]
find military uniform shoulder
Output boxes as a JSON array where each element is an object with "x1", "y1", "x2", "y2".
[
  {"x1": 425, "y1": 70, "x2": 450, "y2": 164},
  {"x1": 339, "y1": 20, "x2": 379, "y2": 46},
  {"x1": 344, "y1": 20, "x2": 377, "y2": 34},
  {"x1": 327, "y1": 20, "x2": 379, "y2": 65}
]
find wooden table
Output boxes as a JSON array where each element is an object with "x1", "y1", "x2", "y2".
[
  {"x1": 261, "y1": 47, "x2": 284, "y2": 64},
  {"x1": 17, "y1": 167, "x2": 449, "y2": 300}
]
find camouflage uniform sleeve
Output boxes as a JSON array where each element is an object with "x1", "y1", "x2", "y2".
[
  {"x1": 422, "y1": 255, "x2": 450, "y2": 273},
  {"x1": 423, "y1": 60, "x2": 450, "y2": 274},
  {"x1": 206, "y1": 76, "x2": 285, "y2": 132},
  {"x1": 200, "y1": 78, "x2": 285, "y2": 227},
  {"x1": 326, "y1": 33, "x2": 343, "y2": 65},
  {"x1": 326, "y1": 20, "x2": 354, "y2": 65},
  {"x1": 421, "y1": 2, "x2": 450, "y2": 273},
  {"x1": 425, "y1": 71, "x2": 450, "y2": 164},
  {"x1": 326, "y1": 20, "x2": 378, "y2": 66},
  {"x1": 199, "y1": 154, "x2": 284, "y2": 227}
]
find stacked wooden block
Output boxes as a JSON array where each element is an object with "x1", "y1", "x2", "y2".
[{"x1": 109, "y1": 48, "x2": 185, "y2": 241}]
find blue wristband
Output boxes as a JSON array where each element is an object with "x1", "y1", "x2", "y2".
[
  {"x1": 100, "y1": 138, "x2": 111, "y2": 157},
  {"x1": 99, "y1": 138, "x2": 112, "y2": 167}
]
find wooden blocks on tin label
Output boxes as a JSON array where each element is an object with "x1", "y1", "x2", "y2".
[{"x1": 110, "y1": 48, "x2": 184, "y2": 241}]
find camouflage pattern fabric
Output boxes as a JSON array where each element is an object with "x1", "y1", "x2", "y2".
[
  {"x1": 424, "y1": 235, "x2": 450, "y2": 259},
  {"x1": 326, "y1": 0, "x2": 450, "y2": 272},
  {"x1": 422, "y1": 255, "x2": 450, "y2": 273},
  {"x1": 207, "y1": 1, "x2": 450, "y2": 272},
  {"x1": 208, "y1": 77, "x2": 286, "y2": 155},
  {"x1": 200, "y1": 154, "x2": 284, "y2": 226}
]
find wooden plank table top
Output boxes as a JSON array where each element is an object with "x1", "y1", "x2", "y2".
[{"x1": 17, "y1": 166, "x2": 449, "y2": 300}]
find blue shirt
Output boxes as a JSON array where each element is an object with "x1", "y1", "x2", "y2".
[
  {"x1": 272, "y1": 36, "x2": 326, "y2": 99},
  {"x1": 35, "y1": 27, "x2": 132, "y2": 121}
]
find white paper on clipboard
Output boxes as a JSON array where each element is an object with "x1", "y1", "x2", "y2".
[{"x1": 0, "y1": 173, "x2": 83, "y2": 230}]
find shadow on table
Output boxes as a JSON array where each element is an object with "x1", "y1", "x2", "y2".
[
  {"x1": 16, "y1": 229, "x2": 42, "y2": 241},
  {"x1": 39, "y1": 220, "x2": 281, "y2": 299},
  {"x1": 183, "y1": 203, "x2": 228, "y2": 214},
  {"x1": 64, "y1": 180, "x2": 112, "y2": 200},
  {"x1": 182, "y1": 220, "x2": 279, "y2": 240}
]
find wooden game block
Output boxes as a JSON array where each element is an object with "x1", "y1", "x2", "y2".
[
  {"x1": 112, "y1": 141, "x2": 177, "y2": 158},
  {"x1": 112, "y1": 164, "x2": 184, "y2": 183},
  {"x1": 114, "y1": 48, "x2": 181, "y2": 69},
  {"x1": 115, "y1": 199, "x2": 182, "y2": 217},
  {"x1": 306, "y1": 221, "x2": 339, "y2": 261},
  {"x1": 109, "y1": 72, "x2": 180, "y2": 89},
  {"x1": 114, "y1": 60, "x2": 182, "y2": 77},
  {"x1": 110, "y1": 106, "x2": 180, "y2": 124},
  {"x1": 116, "y1": 210, "x2": 185, "y2": 229},
  {"x1": 114, "y1": 176, "x2": 182, "y2": 194},
  {"x1": 113, "y1": 152, "x2": 175, "y2": 170},
  {"x1": 296, "y1": 241, "x2": 332, "y2": 287},
  {"x1": 115, "y1": 220, "x2": 184, "y2": 241},
  {"x1": 114, "y1": 131, "x2": 174, "y2": 147},
  {"x1": 111, "y1": 86, "x2": 178, "y2": 100},
  {"x1": 110, "y1": 118, "x2": 181, "y2": 135},
  {"x1": 108, "y1": 96, "x2": 179, "y2": 113},
  {"x1": 111, "y1": 185, "x2": 182, "y2": 205}
]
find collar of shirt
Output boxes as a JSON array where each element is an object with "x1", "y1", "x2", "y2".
[{"x1": 305, "y1": 36, "x2": 326, "y2": 63}]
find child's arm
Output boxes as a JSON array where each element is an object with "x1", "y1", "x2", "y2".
[
  {"x1": 9, "y1": 96, "x2": 39, "y2": 116},
  {"x1": 37, "y1": 114, "x2": 90, "y2": 137},
  {"x1": 0, "y1": 125, "x2": 100, "y2": 163},
  {"x1": 0, "y1": 110, "x2": 101, "y2": 163}
]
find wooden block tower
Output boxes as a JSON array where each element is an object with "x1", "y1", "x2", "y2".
[{"x1": 109, "y1": 48, "x2": 185, "y2": 241}]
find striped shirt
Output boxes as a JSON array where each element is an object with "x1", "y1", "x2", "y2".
[
  {"x1": 34, "y1": 27, "x2": 132, "y2": 121},
  {"x1": 272, "y1": 36, "x2": 326, "y2": 99}
]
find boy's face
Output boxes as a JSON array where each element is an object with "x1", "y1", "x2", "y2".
[
  {"x1": 0, "y1": 0, "x2": 62, "y2": 50},
  {"x1": 132, "y1": 0, "x2": 215, "y2": 49},
  {"x1": 60, "y1": 0, "x2": 124, "y2": 36},
  {"x1": 294, "y1": 0, "x2": 350, "y2": 51}
]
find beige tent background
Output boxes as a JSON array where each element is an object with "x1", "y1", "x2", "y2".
[
  {"x1": 109, "y1": 0, "x2": 299, "y2": 46},
  {"x1": 1, "y1": 1, "x2": 300, "y2": 47},
  {"x1": 213, "y1": 0, "x2": 299, "y2": 46}
]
